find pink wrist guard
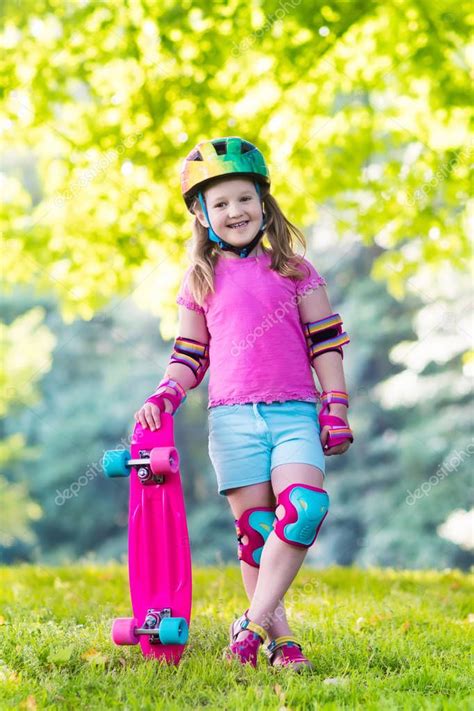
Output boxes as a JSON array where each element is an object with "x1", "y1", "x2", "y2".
[
  {"x1": 145, "y1": 378, "x2": 187, "y2": 415},
  {"x1": 318, "y1": 390, "x2": 354, "y2": 449}
]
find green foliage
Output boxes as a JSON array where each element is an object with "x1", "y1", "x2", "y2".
[
  {"x1": 0, "y1": 307, "x2": 55, "y2": 416},
  {"x1": 1, "y1": 288, "x2": 235, "y2": 565},
  {"x1": 0, "y1": 564, "x2": 472, "y2": 709},
  {"x1": 0, "y1": 0, "x2": 471, "y2": 322},
  {"x1": 305, "y1": 237, "x2": 473, "y2": 571},
  {"x1": 0, "y1": 475, "x2": 42, "y2": 547},
  {"x1": 0, "y1": 0, "x2": 471, "y2": 570},
  {"x1": 1, "y1": 231, "x2": 471, "y2": 570},
  {"x1": 0, "y1": 306, "x2": 55, "y2": 552}
]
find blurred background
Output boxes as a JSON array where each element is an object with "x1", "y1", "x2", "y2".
[{"x1": 1, "y1": 0, "x2": 472, "y2": 569}]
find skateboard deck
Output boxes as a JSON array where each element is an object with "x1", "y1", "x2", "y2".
[{"x1": 103, "y1": 413, "x2": 192, "y2": 664}]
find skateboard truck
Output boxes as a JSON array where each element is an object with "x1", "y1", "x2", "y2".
[
  {"x1": 111, "y1": 608, "x2": 189, "y2": 647},
  {"x1": 103, "y1": 446, "x2": 180, "y2": 485},
  {"x1": 136, "y1": 450, "x2": 164, "y2": 484},
  {"x1": 135, "y1": 608, "x2": 172, "y2": 645}
]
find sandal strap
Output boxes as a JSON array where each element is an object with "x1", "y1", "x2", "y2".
[
  {"x1": 235, "y1": 610, "x2": 268, "y2": 643},
  {"x1": 241, "y1": 618, "x2": 268, "y2": 642},
  {"x1": 267, "y1": 635, "x2": 302, "y2": 654}
]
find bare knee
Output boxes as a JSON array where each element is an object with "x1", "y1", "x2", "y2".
[
  {"x1": 271, "y1": 463, "x2": 324, "y2": 495},
  {"x1": 226, "y1": 481, "x2": 275, "y2": 519}
]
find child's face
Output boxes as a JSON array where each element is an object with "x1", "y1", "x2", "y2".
[{"x1": 195, "y1": 178, "x2": 263, "y2": 245}]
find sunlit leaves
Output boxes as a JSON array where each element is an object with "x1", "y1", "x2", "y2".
[
  {"x1": 0, "y1": 308, "x2": 56, "y2": 415},
  {"x1": 0, "y1": 0, "x2": 471, "y2": 318}
]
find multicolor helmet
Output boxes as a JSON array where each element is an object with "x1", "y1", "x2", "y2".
[{"x1": 180, "y1": 136, "x2": 270, "y2": 212}]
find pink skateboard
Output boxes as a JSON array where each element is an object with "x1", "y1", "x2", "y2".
[{"x1": 103, "y1": 414, "x2": 192, "y2": 664}]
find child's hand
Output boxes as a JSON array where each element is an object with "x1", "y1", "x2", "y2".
[
  {"x1": 134, "y1": 402, "x2": 162, "y2": 431},
  {"x1": 134, "y1": 396, "x2": 173, "y2": 431},
  {"x1": 319, "y1": 404, "x2": 352, "y2": 456}
]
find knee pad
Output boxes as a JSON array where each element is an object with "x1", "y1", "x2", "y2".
[
  {"x1": 234, "y1": 507, "x2": 276, "y2": 568},
  {"x1": 274, "y1": 484, "x2": 329, "y2": 548}
]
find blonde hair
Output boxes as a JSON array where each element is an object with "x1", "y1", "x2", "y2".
[{"x1": 184, "y1": 183, "x2": 311, "y2": 307}]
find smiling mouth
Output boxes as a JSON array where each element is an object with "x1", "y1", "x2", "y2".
[{"x1": 228, "y1": 221, "x2": 249, "y2": 229}]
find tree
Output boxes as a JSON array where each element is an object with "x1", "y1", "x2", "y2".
[
  {"x1": 0, "y1": 0, "x2": 471, "y2": 325},
  {"x1": 1, "y1": 289, "x2": 235, "y2": 564},
  {"x1": 1, "y1": 0, "x2": 471, "y2": 567},
  {"x1": 308, "y1": 235, "x2": 473, "y2": 570},
  {"x1": 0, "y1": 305, "x2": 55, "y2": 556}
]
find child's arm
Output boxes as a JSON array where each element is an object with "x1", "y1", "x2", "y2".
[
  {"x1": 299, "y1": 286, "x2": 354, "y2": 456},
  {"x1": 163, "y1": 304, "x2": 210, "y2": 393},
  {"x1": 298, "y1": 285, "x2": 352, "y2": 454},
  {"x1": 135, "y1": 305, "x2": 210, "y2": 430}
]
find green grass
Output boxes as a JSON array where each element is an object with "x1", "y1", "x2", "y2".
[{"x1": 0, "y1": 565, "x2": 472, "y2": 710}]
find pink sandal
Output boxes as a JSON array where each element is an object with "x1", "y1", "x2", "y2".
[
  {"x1": 265, "y1": 636, "x2": 314, "y2": 671},
  {"x1": 224, "y1": 609, "x2": 268, "y2": 668}
]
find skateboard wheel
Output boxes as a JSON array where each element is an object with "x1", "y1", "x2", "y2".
[
  {"x1": 103, "y1": 449, "x2": 130, "y2": 478},
  {"x1": 111, "y1": 617, "x2": 139, "y2": 645},
  {"x1": 149, "y1": 447, "x2": 180, "y2": 476},
  {"x1": 158, "y1": 617, "x2": 189, "y2": 645}
]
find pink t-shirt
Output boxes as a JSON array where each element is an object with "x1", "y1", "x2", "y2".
[{"x1": 176, "y1": 251, "x2": 327, "y2": 408}]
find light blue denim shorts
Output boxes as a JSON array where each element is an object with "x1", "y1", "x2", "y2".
[{"x1": 208, "y1": 400, "x2": 325, "y2": 496}]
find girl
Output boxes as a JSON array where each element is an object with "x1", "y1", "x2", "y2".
[{"x1": 135, "y1": 136, "x2": 353, "y2": 671}]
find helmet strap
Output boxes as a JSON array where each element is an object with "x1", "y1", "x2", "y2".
[{"x1": 197, "y1": 182, "x2": 266, "y2": 259}]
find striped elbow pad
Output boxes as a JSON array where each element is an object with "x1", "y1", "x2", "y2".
[
  {"x1": 303, "y1": 313, "x2": 350, "y2": 361},
  {"x1": 169, "y1": 336, "x2": 209, "y2": 386}
]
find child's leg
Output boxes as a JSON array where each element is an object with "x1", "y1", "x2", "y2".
[
  {"x1": 240, "y1": 560, "x2": 290, "y2": 638},
  {"x1": 247, "y1": 464, "x2": 325, "y2": 629},
  {"x1": 226, "y1": 482, "x2": 292, "y2": 639}
]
